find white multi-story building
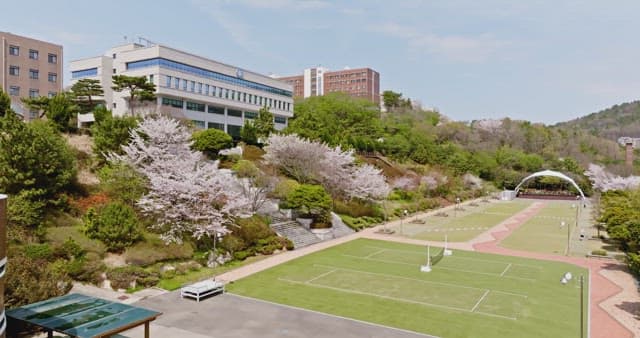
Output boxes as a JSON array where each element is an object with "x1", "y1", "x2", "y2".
[{"x1": 69, "y1": 42, "x2": 294, "y2": 137}]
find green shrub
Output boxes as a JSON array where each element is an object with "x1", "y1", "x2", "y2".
[
  {"x1": 54, "y1": 237, "x2": 85, "y2": 260},
  {"x1": 137, "y1": 276, "x2": 160, "y2": 288},
  {"x1": 124, "y1": 236, "x2": 194, "y2": 266},
  {"x1": 273, "y1": 179, "x2": 300, "y2": 200},
  {"x1": 626, "y1": 252, "x2": 640, "y2": 277},
  {"x1": 91, "y1": 115, "x2": 138, "y2": 165},
  {"x1": 160, "y1": 269, "x2": 176, "y2": 279},
  {"x1": 84, "y1": 202, "x2": 143, "y2": 252},
  {"x1": 191, "y1": 128, "x2": 233, "y2": 158},
  {"x1": 284, "y1": 184, "x2": 332, "y2": 224},
  {"x1": 7, "y1": 190, "x2": 46, "y2": 228},
  {"x1": 0, "y1": 114, "x2": 77, "y2": 197},
  {"x1": 46, "y1": 225, "x2": 106, "y2": 257},
  {"x1": 98, "y1": 163, "x2": 147, "y2": 206},
  {"x1": 591, "y1": 249, "x2": 607, "y2": 256},
  {"x1": 23, "y1": 244, "x2": 53, "y2": 260},
  {"x1": 107, "y1": 266, "x2": 154, "y2": 290},
  {"x1": 334, "y1": 199, "x2": 381, "y2": 218},
  {"x1": 233, "y1": 250, "x2": 250, "y2": 261},
  {"x1": 66, "y1": 253, "x2": 106, "y2": 285},
  {"x1": 5, "y1": 252, "x2": 72, "y2": 308}
]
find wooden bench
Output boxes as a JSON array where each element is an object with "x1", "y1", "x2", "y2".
[{"x1": 180, "y1": 280, "x2": 225, "y2": 302}]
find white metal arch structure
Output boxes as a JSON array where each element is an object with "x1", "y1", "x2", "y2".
[{"x1": 514, "y1": 170, "x2": 585, "y2": 200}]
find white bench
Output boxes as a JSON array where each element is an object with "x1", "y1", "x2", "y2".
[{"x1": 180, "y1": 280, "x2": 225, "y2": 302}]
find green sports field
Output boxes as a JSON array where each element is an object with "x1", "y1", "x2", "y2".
[
  {"x1": 228, "y1": 239, "x2": 588, "y2": 338},
  {"x1": 500, "y1": 200, "x2": 589, "y2": 255},
  {"x1": 396, "y1": 200, "x2": 532, "y2": 242}
]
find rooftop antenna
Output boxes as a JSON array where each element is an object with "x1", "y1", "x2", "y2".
[
  {"x1": 137, "y1": 37, "x2": 157, "y2": 47},
  {"x1": 123, "y1": 35, "x2": 127, "y2": 43}
]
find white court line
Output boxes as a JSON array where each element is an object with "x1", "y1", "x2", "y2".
[
  {"x1": 365, "y1": 245, "x2": 540, "y2": 269},
  {"x1": 306, "y1": 269, "x2": 337, "y2": 283},
  {"x1": 500, "y1": 264, "x2": 512, "y2": 277},
  {"x1": 226, "y1": 293, "x2": 442, "y2": 338},
  {"x1": 314, "y1": 263, "x2": 528, "y2": 298},
  {"x1": 435, "y1": 266, "x2": 536, "y2": 283},
  {"x1": 277, "y1": 278, "x2": 517, "y2": 321},
  {"x1": 471, "y1": 290, "x2": 490, "y2": 312},
  {"x1": 365, "y1": 249, "x2": 387, "y2": 259},
  {"x1": 347, "y1": 253, "x2": 538, "y2": 283}
]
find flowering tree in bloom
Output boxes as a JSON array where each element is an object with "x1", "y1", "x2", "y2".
[
  {"x1": 463, "y1": 173, "x2": 483, "y2": 190},
  {"x1": 263, "y1": 134, "x2": 327, "y2": 183},
  {"x1": 264, "y1": 134, "x2": 390, "y2": 202},
  {"x1": 392, "y1": 176, "x2": 418, "y2": 191},
  {"x1": 110, "y1": 116, "x2": 248, "y2": 243},
  {"x1": 584, "y1": 163, "x2": 640, "y2": 192}
]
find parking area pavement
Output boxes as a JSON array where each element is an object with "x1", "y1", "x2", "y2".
[{"x1": 122, "y1": 292, "x2": 435, "y2": 338}]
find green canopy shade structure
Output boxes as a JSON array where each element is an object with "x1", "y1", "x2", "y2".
[{"x1": 6, "y1": 293, "x2": 161, "y2": 338}]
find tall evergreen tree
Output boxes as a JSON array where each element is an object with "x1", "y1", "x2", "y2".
[{"x1": 111, "y1": 75, "x2": 156, "y2": 115}]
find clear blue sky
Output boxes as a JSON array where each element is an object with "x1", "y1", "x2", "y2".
[{"x1": 3, "y1": 0, "x2": 640, "y2": 124}]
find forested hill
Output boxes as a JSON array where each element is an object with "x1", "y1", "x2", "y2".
[{"x1": 554, "y1": 100, "x2": 640, "y2": 140}]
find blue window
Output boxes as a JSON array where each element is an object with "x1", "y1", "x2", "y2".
[
  {"x1": 182, "y1": 79, "x2": 187, "y2": 91},
  {"x1": 190, "y1": 81, "x2": 195, "y2": 92},
  {"x1": 274, "y1": 116, "x2": 287, "y2": 124},
  {"x1": 204, "y1": 84, "x2": 209, "y2": 95},
  {"x1": 126, "y1": 58, "x2": 292, "y2": 97},
  {"x1": 227, "y1": 109, "x2": 242, "y2": 117},
  {"x1": 211, "y1": 86, "x2": 217, "y2": 96},
  {"x1": 71, "y1": 67, "x2": 98, "y2": 79},
  {"x1": 244, "y1": 111, "x2": 257, "y2": 119},
  {"x1": 192, "y1": 120, "x2": 205, "y2": 129},
  {"x1": 166, "y1": 75, "x2": 172, "y2": 87},
  {"x1": 186, "y1": 101, "x2": 205, "y2": 112},
  {"x1": 162, "y1": 97, "x2": 183, "y2": 108},
  {"x1": 174, "y1": 77, "x2": 180, "y2": 89},
  {"x1": 208, "y1": 105, "x2": 225, "y2": 115},
  {"x1": 208, "y1": 122, "x2": 224, "y2": 130}
]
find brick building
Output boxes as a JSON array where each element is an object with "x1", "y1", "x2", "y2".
[
  {"x1": 0, "y1": 32, "x2": 63, "y2": 120},
  {"x1": 278, "y1": 67, "x2": 380, "y2": 104}
]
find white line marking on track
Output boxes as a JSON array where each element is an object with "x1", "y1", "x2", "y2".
[
  {"x1": 500, "y1": 264, "x2": 512, "y2": 277},
  {"x1": 471, "y1": 290, "x2": 490, "y2": 312}
]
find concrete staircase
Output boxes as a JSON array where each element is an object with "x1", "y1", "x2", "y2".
[
  {"x1": 271, "y1": 221, "x2": 322, "y2": 249},
  {"x1": 331, "y1": 213, "x2": 355, "y2": 238}
]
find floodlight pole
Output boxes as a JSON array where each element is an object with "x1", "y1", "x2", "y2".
[{"x1": 580, "y1": 274, "x2": 584, "y2": 338}]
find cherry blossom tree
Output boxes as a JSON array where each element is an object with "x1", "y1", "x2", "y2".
[
  {"x1": 110, "y1": 116, "x2": 248, "y2": 243},
  {"x1": 263, "y1": 134, "x2": 327, "y2": 183},
  {"x1": 392, "y1": 176, "x2": 418, "y2": 191},
  {"x1": 264, "y1": 134, "x2": 390, "y2": 202},
  {"x1": 584, "y1": 164, "x2": 640, "y2": 192}
]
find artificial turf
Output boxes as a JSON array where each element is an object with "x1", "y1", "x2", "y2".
[{"x1": 228, "y1": 238, "x2": 588, "y2": 338}]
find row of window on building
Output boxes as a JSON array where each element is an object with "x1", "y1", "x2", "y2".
[
  {"x1": 160, "y1": 96, "x2": 287, "y2": 124},
  {"x1": 163, "y1": 75, "x2": 292, "y2": 112},
  {"x1": 7, "y1": 86, "x2": 56, "y2": 98},
  {"x1": 8, "y1": 46, "x2": 57, "y2": 63},
  {"x1": 325, "y1": 72, "x2": 368, "y2": 80},
  {"x1": 8, "y1": 66, "x2": 57, "y2": 82}
]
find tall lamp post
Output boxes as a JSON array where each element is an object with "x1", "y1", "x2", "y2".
[
  {"x1": 454, "y1": 197, "x2": 461, "y2": 217},
  {"x1": 400, "y1": 209, "x2": 408, "y2": 236},
  {"x1": 561, "y1": 272, "x2": 585, "y2": 338}
]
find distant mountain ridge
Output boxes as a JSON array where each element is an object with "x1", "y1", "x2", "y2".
[{"x1": 555, "y1": 100, "x2": 640, "y2": 140}]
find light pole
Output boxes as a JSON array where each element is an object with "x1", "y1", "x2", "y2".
[
  {"x1": 561, "y1": 272, "x2": 585, "y2": 338},
  {"x1": 454, "y1": 197, "x2": 461, "y2": 217},
  {"x1": 400, "y1": 209, "x2": 408, "y2": 235}
]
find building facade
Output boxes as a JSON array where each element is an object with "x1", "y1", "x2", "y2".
[
  {"x1": 278, "y1": 67, "x2": 380, "y2": 104},
  {"x1": 0, "y1": 32, "x2": 63, "y2": 120},
  {"x1": 70, "y1": 43, "x2": 294, "y2": 137}
]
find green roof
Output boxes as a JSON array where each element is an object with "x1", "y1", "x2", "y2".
[{"x1": 6, "y1": 293, "x2": 161, "y2": 338}]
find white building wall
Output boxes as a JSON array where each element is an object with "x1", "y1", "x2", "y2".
[{"x1": 70, "y1": 43, "x2": 293, "y2": 133}]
